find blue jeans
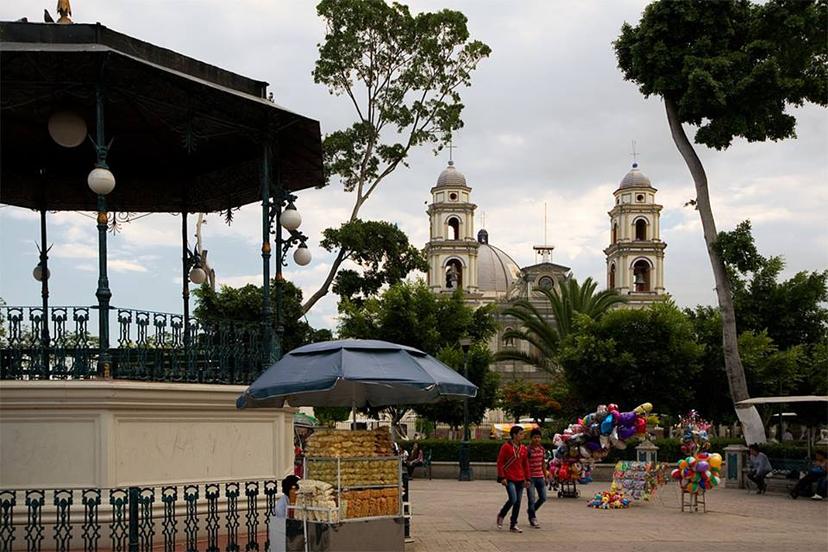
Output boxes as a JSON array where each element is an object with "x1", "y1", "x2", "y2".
[
  {"x1": 526, "y1": 477, "x2": 547, "y2": 520},
  {"x1": 498, "y1": 480, "x2": 524, "y2": 527}
]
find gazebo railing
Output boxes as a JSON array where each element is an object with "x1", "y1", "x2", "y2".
[
  {"x1": 0, "y1": 306, "x2": 265, "y2": 384},
  {"x1": 0, "y1": 479, "x2": 279, "y2": 552}
]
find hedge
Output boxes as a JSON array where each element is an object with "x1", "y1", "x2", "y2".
[{"x1": 402, "y1": 437, "x2": 811, "y2": 463}]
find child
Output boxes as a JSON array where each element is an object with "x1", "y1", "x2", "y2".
[{"x1": 526, "y1": 428, "x2": 550, "y2": 528}]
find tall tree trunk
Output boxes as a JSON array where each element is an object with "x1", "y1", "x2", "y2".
[{"x1": 664, "y1": 98, "x2": 766, "y2": 444}]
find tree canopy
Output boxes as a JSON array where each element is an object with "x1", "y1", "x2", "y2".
[
  {"x1": 559, "y1": 302, "x2": 703, "y2": 415},
  {"x1": 303, "y1": 0, "x2": 490, "y2": 313}
]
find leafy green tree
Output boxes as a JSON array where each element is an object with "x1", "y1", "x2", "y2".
[
  {"x1": 499, "y1": 381, "x2": 562, "y2": 424},
  {"x1": 193, "y1": 281, "x2": 331, "y2": 355},
  {"x1": 303, "y1": 0, "x2": 491, "y2": 313},
  {"x1": 314, "y1": 406, "x2": 352, "y2": 428},
  {"x1": 559, "y1": 302, "x2": 703, "y2": 415},
  {"x1": 717, "y1": 221, "x2": 828, "y2": 351},
  {"x1": 496, "y1": 277, "x2": 625, "y2": 372},
  {"x1": 614, "y1": 0, "x2": 826, "y2": 441},
  {"x1": 339, "y1": 280, "x2": 498, "y2": 433},
  {"x1": 414, "y1": 345, "x2": 500, "y2": 430},
  {"x1": 321, "y1": 219, "x2": 428, "y2": 307}
]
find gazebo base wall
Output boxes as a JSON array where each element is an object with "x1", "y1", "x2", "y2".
[{"x1": 0, "y1": 380, "x2": 294, "y2": 488}]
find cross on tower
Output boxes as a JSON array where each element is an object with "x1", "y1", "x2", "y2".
[
  {"x1": 630, "y1": 140, "x2": 640, "y2": 165},
  {"x1": 447, "y1": 138, "x2": 458, "y2": 163}
]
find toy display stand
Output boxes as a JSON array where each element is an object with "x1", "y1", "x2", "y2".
[
  {"x1": 557, "y1": 480, "x2": 579, "y2": 498},
  {"x1": 680, "y1": 489, "x2": 706, "y2": 513}
]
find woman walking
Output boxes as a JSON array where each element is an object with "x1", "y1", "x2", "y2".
[
  {"x1": 496, "y1": 425, "x2": 530, "y2": 533},
  {"x1": 526, "y1": 428, "x2": 549, "y2": 528}
]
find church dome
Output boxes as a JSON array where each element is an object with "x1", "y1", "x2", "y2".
[
  {"x1": 477, "y1": 232, "x2": 521, "y2": 294},
  {"x1": 436, "y1": 161, "x2": 467, "y2": 188},
  {"x1": 618, "y1": 163, "x2": 652, "y2": 189}
]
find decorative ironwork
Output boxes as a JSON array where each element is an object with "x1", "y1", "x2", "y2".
[
  {"x1": 265, "y1": 191, "x2": 309, "y2": 268},
  {"x1": 81, "y1": 489, "x2": 101, "y2": 552},
  {"x1": 244, "y1": 482, "x2": 260, "y2": 551},
  {"x1": 0, "y1": 490, "x2": 16, "y2": 552},
  {"x1": 4, "y1": 480, "x2": 284, "y2": 552},
  {"x1": 205, "y1": 483, "x2": 220, "y2": 552},
  {"x1": 1, "y1": 306, "x2": 265, "y2": 384},
  {"x1": 24, "y1": 490, "x2": 44, "y2": 552},
  {"x1": 109, "y1": 489, "x2": 129, "y2": 552},
  {"x1": 160, "y1": 486, "x2": 177, "y2": 552},
  {"x1": 137, "y1": 488, "x2": 155, "y2": 552},
  {"x1": 183, "y1": 485, "x2": 199, "y2": 552},
  {"x1": 225, "y1": 483, "x2": 240, "y2": 552},
  {"x1": 53, "y1": 489, "x2": 73, "y2": 552}
]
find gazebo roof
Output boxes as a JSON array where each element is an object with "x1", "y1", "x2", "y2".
[{"x1": 0, "y1": 22, "x2": 324, "y2": 213}]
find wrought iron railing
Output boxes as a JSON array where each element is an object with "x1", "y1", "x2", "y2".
[
  {"x1": 0, "y1": 306, "x2": 264, "y2": 384},
  {"x1": 0, "y1": 479, "x2": 279, "y2": 552}
]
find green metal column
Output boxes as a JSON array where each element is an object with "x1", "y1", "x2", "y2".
[
  {"x1": 94, "y1": 83, "x2": 112, "y2": 378},
  {"x1": 181, "y1": 211, "x2": 190, "y2": 350},
  {"x1": 39, "y1": 208, "x2": 50, "y2": 374},
  {"x1": 261, "y1": 143, "x2": 275, "y2": 367}
]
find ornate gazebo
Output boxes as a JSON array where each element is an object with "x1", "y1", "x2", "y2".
[{"x1": 0, "y1": 21, "x2": 324, "y2": 383}]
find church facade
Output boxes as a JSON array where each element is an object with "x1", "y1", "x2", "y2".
[{"x1": 424, "y1": 160, "x2": 667, "y2": 384}]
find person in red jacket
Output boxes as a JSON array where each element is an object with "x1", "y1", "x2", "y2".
[{"x1": 496, "y1": 425, "x2": 530, "y2": 533}]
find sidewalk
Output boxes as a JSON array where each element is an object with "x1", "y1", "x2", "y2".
[{"x1": 405, "y1": 479, "x2": 828, "y2": 552}]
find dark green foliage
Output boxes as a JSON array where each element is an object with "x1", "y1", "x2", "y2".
[
  {"x1": 615, "y1": 0, "x2": 827, "y2": 150},
  {"x1": 314, "y1": 406, "x2": 352, "y2": 428},
  {"x1": 559, "y1": 302, "x2": 703, "y2": 415},
  {"x1": 339, "y1": 280, "x2": 499, "y2": 428},
  {"x1": 193, "y1": 281, "x2": 330, "y2": 354},
  {"x1": 496, "y1": 277, "x2": 625, "y2": 372},
  {"x1": 321, "y1": 219, "x2": 428, "y2": 305},
  {"x1": 414, "y1": 345, "x2": 500, "y2": 428}
]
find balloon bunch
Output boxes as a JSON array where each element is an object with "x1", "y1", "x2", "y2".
[
  {"x1": 587, "y1": 490, "x2": 631, "y2": 510},
  {"x1": 671, "y1": 452, "x2": 722, "y2": 494},
  {"x1": 677, "y1": 410, "x2": 711, "y2": 456},
  {"x1": 552, "y1": 402, "x2": 653, "y2": 482}
]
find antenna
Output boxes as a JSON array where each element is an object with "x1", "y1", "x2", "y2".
[{"x1": 533, "y1": 202, "x2": 554, "y2": 264}]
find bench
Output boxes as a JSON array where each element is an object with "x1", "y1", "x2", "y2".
[
  {"x1": 408, "y1": 448, "x2": 432, "y2": 480},
  {"x1": 743, "y1": 458, "x2": 810, "y2": 492}
]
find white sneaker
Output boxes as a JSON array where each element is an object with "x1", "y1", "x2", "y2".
[{"x1": 810, "y1": 494, "x2": 823, "y2": 500}]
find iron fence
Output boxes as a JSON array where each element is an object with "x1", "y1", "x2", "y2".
[
  {"x1": 0, "y1": 479, "x2": 279, "y2": 552},
  {"x1": 0, "y1": 306, "x2": 264, "y2": 384}
]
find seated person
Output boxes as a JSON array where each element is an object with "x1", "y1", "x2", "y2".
[
  {"x1": 406, "y1": 442, "x2": 425, "y2": 477},
  {"x1": 790, "y1": 450, "x2": 827, "y2": 500},
  {"x1": 747, "y1": 444, "x2": 772, "y2": 494}
]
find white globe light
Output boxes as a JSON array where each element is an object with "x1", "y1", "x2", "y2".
[
  {"x1": 280, "y1": 206, "x2": 302, "y2": 231},
  {"x1": 293, "y1": 245, "x2": 312, "y2": 266},
  {"x1": 48, "y1": 111, "x2": 87, "y2": 148},
  {"x1": 189, "y1": 266, "x2": 207, "y2": 285},
  {"x1": 87, "y1": 167, "x2": 116, "y2": 195},
  {"x1": 33, "y1": 265, "x2": 50, "y2": 282}
]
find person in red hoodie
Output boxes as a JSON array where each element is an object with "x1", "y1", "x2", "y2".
[{"x1": 496, "y1": 425, "x2": 530, "y2": 533}]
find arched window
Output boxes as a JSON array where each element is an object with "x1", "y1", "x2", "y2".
[
  {"x1": 447, "y1": 217, "x2": 460, "y2": 240},
  {"x1": 609, "y1": 263, "x2": 616, "y2": 289},
  {"x1": 445, "y1": 259, "x2": 463, "y2": 289},
  {"x1": 612, "y1": 223, "x2": 618, "y2": 244},
  {"x1": 633, "y1": 259, "x2": 650, "y2": 292},
  {"x1": 635, "y1": 219, "x2": 647, "y2": 241}
]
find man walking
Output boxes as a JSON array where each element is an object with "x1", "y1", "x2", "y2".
[
  {"x1": 526, "y1": 428, "x2": 549, "y2": 528},
  {"x1": 496, "y1": 425, "x2": 530, "y2": 533}
]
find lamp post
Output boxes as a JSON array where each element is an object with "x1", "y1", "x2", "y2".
[
  {"x1": 458, "y1": 337, "x2": 473, "y2": 481},
  {"x1": 33, "y1": 210, "x2": 51, "y2": 374},
  {"x1": 261, "y1": 143, "x2": 312, "y2": 367}
]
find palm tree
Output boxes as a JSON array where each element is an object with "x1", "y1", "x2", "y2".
[{"x1": 495, "y1": 277, "x2": 625, "y2": 372}]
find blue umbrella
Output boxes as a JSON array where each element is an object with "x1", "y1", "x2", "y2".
[{"x1": 236, "y1": 339, "x2": 477, "y2": 409}]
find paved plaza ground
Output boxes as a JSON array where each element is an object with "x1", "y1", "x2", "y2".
[{"x1": 405, "y1": 479, "x2": 828, "y2": 552}]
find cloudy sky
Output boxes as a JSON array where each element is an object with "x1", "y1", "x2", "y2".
[{"x1": 1, "y1": 0, "x2": 826, "y2": 332}]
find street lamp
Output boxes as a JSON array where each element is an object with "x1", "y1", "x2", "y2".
[{"x1": 458, "y1": 337, "x2": 473, "y2": 481}]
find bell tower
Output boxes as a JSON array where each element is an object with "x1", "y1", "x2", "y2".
[
  {"x1": 424, "y1": 161, "x2": 480, "y2": 294},
  {"x1": 604, "y1": 161, "x2": 667, "y2": 307}
]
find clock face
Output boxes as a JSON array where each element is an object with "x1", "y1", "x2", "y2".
[{"x1": 538, "y1": 276, "x2": 554, "y2": 290}]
